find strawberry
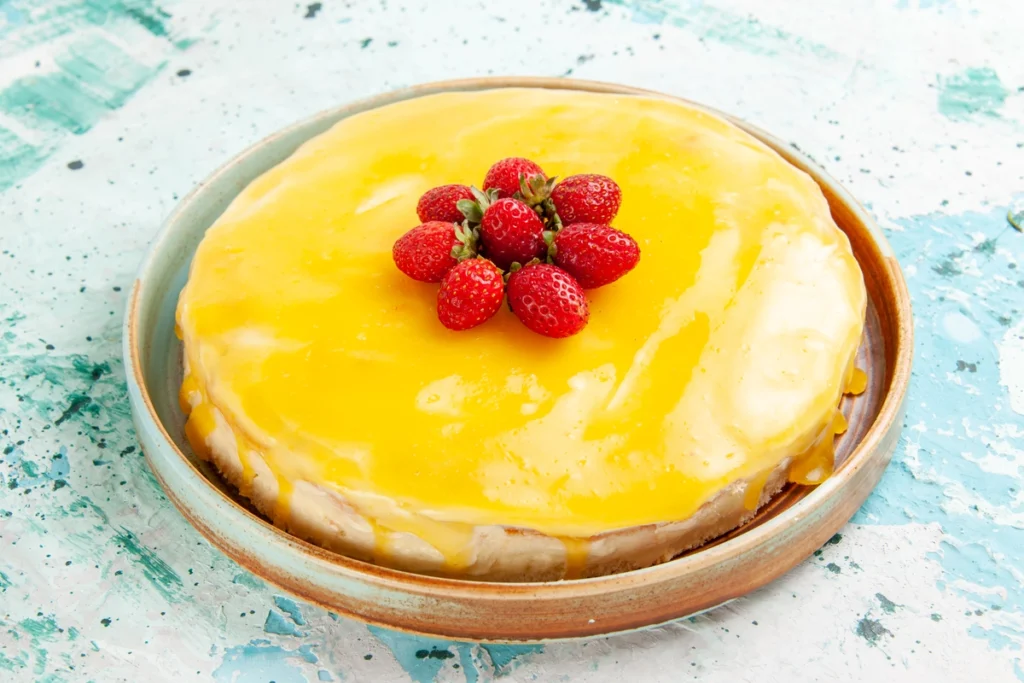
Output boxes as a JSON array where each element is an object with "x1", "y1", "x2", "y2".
[
  {"x1": 479, "y1": 198, "x2": 546, "y2": 271},
  {"x1": 437, "y1": 259, "x2": 505, "y2": 331},
  {"x1": 417, "y1": 184, "x2": 475, "y2": 224},
  {"x1": 507, "y1": 263, "x2": 589, "y2": 338},
  {"x1": 551, "y1": 174, "x2": 622, "y2": 225},
  {"x1": 483, "y1": 157, "x2": 546, "y2": 198},
  {"x1": 552, "y1": 223, "x2": 640, "y2": 289},
  {"x1": 393, "y1": 221, "x2": 476, "y2": 283}
]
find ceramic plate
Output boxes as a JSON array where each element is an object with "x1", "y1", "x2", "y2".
[{"x1": 124, "y1": 77, "x2": 913, "y2": 642}]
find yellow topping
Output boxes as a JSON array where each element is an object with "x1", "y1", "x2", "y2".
[
  {"x1": 562, "y1": 537, "x2": 591, "y2": 580},
  {"x1": 848, "y1": 367, "x2": 869, "y2": 395},
  {"x1": 177, "y1": 88, "x2": 866, "y2": 549}
]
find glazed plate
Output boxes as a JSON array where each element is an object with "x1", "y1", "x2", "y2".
[{"x1": 123, "y1": 78, "x2": 913, "y2": 642}]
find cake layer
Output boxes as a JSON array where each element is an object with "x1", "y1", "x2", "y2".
[{"x1": 177, "y1": 88, "x2": 867, "y2": 573}]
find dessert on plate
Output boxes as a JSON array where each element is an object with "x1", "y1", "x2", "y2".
[{"x1": 175, "y1": 88, "x2": 867, "y2": 582}]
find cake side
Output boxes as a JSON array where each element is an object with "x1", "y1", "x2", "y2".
[{"x1": 186, "y1": 394, "x2": 803, "y2": 582}]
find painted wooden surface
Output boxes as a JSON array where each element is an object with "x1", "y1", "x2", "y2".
[{"x1": 0, "y1": 0, "x2": 1022, "y2": 681}]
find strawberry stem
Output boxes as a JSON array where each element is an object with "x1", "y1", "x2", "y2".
[
  {"x1": 514, "y1": 173, "x2": 564, "y2": 236},
  {"x1": 449, "y1": 220, "x2": 480, "y2": 261},
  {"x1": 458, "y1": 186, "x2": 499, "y2": 227},
  {"x1": 542, "y1": 230, "x2": 557, "y2": 264},
  {"x1": 457, "y1": 199, "x2": 482, "y2": 223}
]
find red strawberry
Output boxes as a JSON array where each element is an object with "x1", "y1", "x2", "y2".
[
  {"x1": 479, "y1": 198, "x2": 546, "y2": 271},
  {"x1": 437, "y1": 259, "x2": 505, "y2": 331},
  {"x1": 551, "y1": 174, "x2": 622, "y2": 225},
  {"x1": 483, "y1": 157, "x2": 546, "y2": 198},
  {"x1": 507, "y1": 263, "x2": 589, "y2": 338},
  {"x1": 552, "y1": 223, "x2": 640, "y2": 289},
  {"x1": 417, "y1": 184, "x2": 475, "y2": 223},
  {"x1": 393, "y1": 221, "x2": 475, "y2": 283}
]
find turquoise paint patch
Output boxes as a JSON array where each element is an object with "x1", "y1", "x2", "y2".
[
  {"x1": 55, "y1": 35, "x2": 162, "y2": 109},
  {"x1": 33, "y1": 648, "x2": 48, "y2": 675},
  {"x1": 4, "y1": 446, "x2": 70, "y2": 490},
  {"x1": 0, "y1": 650, "x2": 28, "y2": 673},
  {"x1": 0, "y1": 650, "x2": 25, "y2": 672},
  {"x1": 0, "y1": 128, "x2": 46, "y2": 192},
  {"x1": 67, "y1": 496, "x2": 110, "y2": 526},
  {"x1": 112, "y1": 526, "x2": 184, "y2": 602},
  {"x1": 875, "y1": 593, "x2": 898, "y2": 614},
  {"x1": 365, "y1": 631, "x2": 539, "y2": 682},
  {"x1": 1, "y1": 0, "x2": 180, "y2": 58},
  {"x1": 969, "y1": 624, "x2": 1022, "y2": 651},
  {"x1": 2, "y1": 310, "x2": 26, "y2": 324},
  {"x1": 458, "y1": 648, "x2": 479, "y2": 683},
  {"x1": 264, "y1": 610, "x2": 306, "y2": 638},
  {"x1": 18, "y1": 615, "x2": 61, "y2": 675},
  {"x1": 273, "y1": 595, "x2": 307, "y2": 625},
  {"x1": 0, "y1": 2, "x2": 28, "y2": 33},
  {"x1": 19, "y1": 616, "x2": 59, "y2": 639},
  {"x1": 232, "y1": 572, "x2": 266, "y2": 590},
  {"x1": 366, "y1": 625, "x2": 464, "y2": 683},
  {"x1": 607, "y1": 0, "x2": 838, "y2": 58},
  {"x1": 20, "y1": 460, "x2": 39, "y2": 478},
  {"x1": 930, "y1": 538, "x2": 1023, "y2": 613},
  {"x1": 938, "y1": 67, "x2": 1008, "y2": 120},
  {"x1": 317, "y1": 671, "x2": 332, "y2": 682},
  {"x1": 51, "y1": 447, "x2": 70, "y2": 479},
  {"x1": 7, "y1": 350, "x2": 137, "y2": 458},
  {"x1": 0, "y1": 73, "x2": 111, "y2": 134},
  {"x1": 214, "y1": 641, "x2": 318, "y2": 683},
  {"x1": 481, "y1": 644, "x2": 545, "y2": 674},
  {"x1": 0, "y1": 33, "x2": 163, "y2": 146},
  {"x1": 108, "y1": 0, "x2": 172, "y2": 37},
  {"x1": 0, "y1": 569, "x2": 11, "y2": 590},
  {"x1": 0, "y1": 0, "x2": 191, "y2": 192},
  {"x1": 853, "y1": 201, "x2": 1024, "y2": 652}
]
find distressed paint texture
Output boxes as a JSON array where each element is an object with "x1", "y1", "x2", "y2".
[
  {"x1": 0, "y1": 0, "x2": 197, "y2": 191},
  {"x1": 1, "y1": 0, "x2": 1023, "y2": 681}
]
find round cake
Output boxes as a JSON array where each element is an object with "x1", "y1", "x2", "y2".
[{"x1": 176, "y1": 88, "x2": 867, "y2": 582}]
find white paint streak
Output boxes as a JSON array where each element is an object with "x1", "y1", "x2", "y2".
[{"x1": 998, "y1": 320, "x2": 1024, "y2": 415}]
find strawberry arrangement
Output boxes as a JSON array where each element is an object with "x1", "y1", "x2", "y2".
[{"x1": 393, "y1": 157, "x2": 640, "y2": 338}]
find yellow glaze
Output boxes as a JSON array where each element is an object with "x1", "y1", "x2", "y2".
[{"x1": 177, "y1": 89, "x2": 867, "y2": 560}]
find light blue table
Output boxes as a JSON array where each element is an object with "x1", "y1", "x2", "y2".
[{"x1": 1, "y1": 0, "x2": 1022, "y2": 680}]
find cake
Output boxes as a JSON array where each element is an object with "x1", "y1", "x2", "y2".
[{"x1": 176, "y1": 88, "x2": 867, "y2": 582}]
